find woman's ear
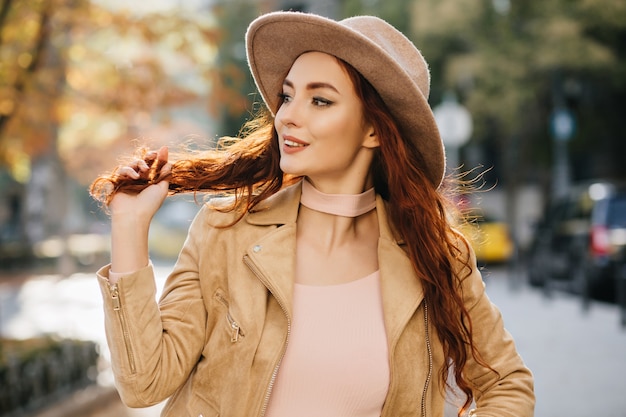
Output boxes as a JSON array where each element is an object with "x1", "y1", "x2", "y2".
[{"x1": 363, "y1": 126, "x2": 380, "y2": 149}]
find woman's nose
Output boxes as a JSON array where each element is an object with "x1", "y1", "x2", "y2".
[{"x1": 276, "y1": 100, "x2": 301, "y2": 127}]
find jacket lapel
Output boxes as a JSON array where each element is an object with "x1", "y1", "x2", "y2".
[
  {"x1": 244, "y1": 183, "x2": 302, "y2": 318},
  {"x1": 376, "y1": 197, "x2": 425, "y2": 348}
]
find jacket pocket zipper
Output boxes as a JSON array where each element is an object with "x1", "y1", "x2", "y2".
[
  {"x1": 214, "y1": 292, "x2": 244, "y2": 342},
  {"x1": 227, "y1": 312, "x2": 242, "y2": 342},
  {"x1": 110, "y1": 284, "x2": 137, "y2": 374}
]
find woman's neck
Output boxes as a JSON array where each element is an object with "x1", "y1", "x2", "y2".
[{"x1": 296, "y1": 179, "x2": 380, "y2": 274}]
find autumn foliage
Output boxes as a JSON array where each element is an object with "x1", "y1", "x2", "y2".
[{"x1": 0, "y1": 0, "x2": 245, "y2": 185}]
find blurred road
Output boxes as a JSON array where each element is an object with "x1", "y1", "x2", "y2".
[{"x1": 1, "y1": 264, "x2": 626, "y2": 417}]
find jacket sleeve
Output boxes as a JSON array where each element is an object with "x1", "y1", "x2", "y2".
[
  {"x1": 97, "y1": 206, "x2": 210, "y2": 407},
  {"x1": 455, "y1": 239, "x2": 535, "y2": 417}
]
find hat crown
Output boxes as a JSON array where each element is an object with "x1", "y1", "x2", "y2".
[
  {"x1": 339, "y1": 16, "x2": 430, "y2": 101},
  {"x1": 245, "y1": 11, "x2": 445, "y2": 188}
]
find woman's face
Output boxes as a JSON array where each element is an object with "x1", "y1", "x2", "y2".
[{"x1": 274, "y1": 51, "x2": 379, "y2": 193}]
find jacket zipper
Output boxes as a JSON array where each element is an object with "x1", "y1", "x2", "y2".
[
  {"x1": 227, "y1": 312, "x2": 242, "y2": 342},
  {"x1": 214, "y1": 292, "x2": 244, "y2": 342},
  {"x1": 109, "y1": 283, "x2": 137, "y2": 374},
  {"x1": 242, "y1": 255, "x2": 291, "y2": 417},
  {"x1": 421, "y1": 302, "x2": 432, "y2": 417}
]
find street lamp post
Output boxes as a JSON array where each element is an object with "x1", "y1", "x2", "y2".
[
  {"x1": 433, "y1": 92, "x2": 473, "y2": 174},
  {"x1": 550, "y1": 107, "x2": 575, "y2": 200}
]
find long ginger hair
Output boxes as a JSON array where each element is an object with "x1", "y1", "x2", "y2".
[
  {"x1": 343, "y1": 61, "x2": 495, "y2": 415},
  {"x1": 90, "y1": 57, "x2": 492, "y2": 415}
]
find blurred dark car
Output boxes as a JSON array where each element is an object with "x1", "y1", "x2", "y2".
[{"x1": 527, "y1": 181, "x2": 626, "y2": 300}]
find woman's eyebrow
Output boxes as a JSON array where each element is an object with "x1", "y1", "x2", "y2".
[{"x1": 283, "y1": 79, "x2": 339, "y2": 93}]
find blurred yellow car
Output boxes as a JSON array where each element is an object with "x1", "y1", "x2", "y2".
[{"x1": 459, "y1": 212, "x2": 515, "y2": 264}]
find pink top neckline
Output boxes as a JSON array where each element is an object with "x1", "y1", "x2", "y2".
[{"x1": 295, "y1": 270, "x2": 379, "y2": 288}]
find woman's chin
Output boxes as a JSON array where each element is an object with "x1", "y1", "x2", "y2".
[{"x1": 279, "y1": 162, "x2": 305, "y2": 177}]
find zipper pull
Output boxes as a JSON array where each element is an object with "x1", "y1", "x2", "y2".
[
  {"x1": 110, "y1": 284, "x2": 121, "y2": 311},
  {"x1": 230, "y1": 321, "x2": 241, "y2": 343},
  {"x1": 226, "y1": 312, "x2": 242, "y2": 342}
]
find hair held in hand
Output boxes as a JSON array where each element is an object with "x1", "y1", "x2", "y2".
[{"x1": 89, "y1": 114, "x2": 299, "y2": 212}]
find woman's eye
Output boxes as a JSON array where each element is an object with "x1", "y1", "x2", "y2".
[
  {"x1": 313, "y1": 97, "x2": 332, "y2": 107},
  {"x1": 278, "y1": 93, "x2": 292, "y2": 103}
]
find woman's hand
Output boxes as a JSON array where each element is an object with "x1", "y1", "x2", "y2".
[
  {"x1": 109, "y1": 146, "x2": 171, "y2": 220},
  {"x1": 108, "y1": 146, "x2": 171, "y2": 277}
]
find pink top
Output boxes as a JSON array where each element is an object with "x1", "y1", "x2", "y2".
[{"x1": 264, "y1": 271, "x2": 390, "y2": 417}]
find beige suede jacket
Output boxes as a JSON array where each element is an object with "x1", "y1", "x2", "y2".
[{"x1": 97, "y1": 182, "x2": 534, "y2": 417}]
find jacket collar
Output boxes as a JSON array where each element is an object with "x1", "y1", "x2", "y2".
[
  {"x1": 246, "y1": 182, "x2": 302, "y2": 227},
  {"x1": 245, "y1": 180, "x2": 424, "y2": 343}
]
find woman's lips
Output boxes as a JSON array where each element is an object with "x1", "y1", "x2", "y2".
[{"x1": 282, "y1": 135, "x2": 308, "y2": 154}]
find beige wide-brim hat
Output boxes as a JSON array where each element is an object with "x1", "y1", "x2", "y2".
[{"x1": 245, "y1": 11, "x2": 445, "y2": 188}]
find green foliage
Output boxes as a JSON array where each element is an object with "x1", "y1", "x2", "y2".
[
  {"x1": 343, "y1": 0, "x2": 415, "y2": 34},
  {"x1": 209, "y1": 0, "x2": 263, "y2": 137}
]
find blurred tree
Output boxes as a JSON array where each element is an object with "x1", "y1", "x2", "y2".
[
  {"x1": 208, "y1": 0, "x2": 268, "y2": 137},
  {"x1": 0, "y1": 0, "x2": 231, "y2": 268},
  {"x1": 343, "y1": 0, "x2": 414, "y2": 34},
  {"x1": 414, "y1": 0, "x2": 625, "y2": 184},
  {"x1": 340, "y1": 0, "x2": 625, "y2": 184},
  {"x1": 0, "y1": 0, "x2": 225, "y2": 183}
]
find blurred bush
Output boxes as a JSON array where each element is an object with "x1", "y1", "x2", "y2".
[{"x1": 0, "y1": 337, "x2": 99, "y2": 416}]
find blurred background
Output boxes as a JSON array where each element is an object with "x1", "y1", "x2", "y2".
[{"x1": 1, "y1": 0, "x2": 625, "y2": 416}]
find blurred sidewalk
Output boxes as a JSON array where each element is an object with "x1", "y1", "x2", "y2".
[{"x1": 29, "y1": 384, "x2": 164, "y2": 417}]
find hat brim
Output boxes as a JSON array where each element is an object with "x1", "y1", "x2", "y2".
[{"x1": 246, "y1": 12, "x2": 445, "y2": 188}]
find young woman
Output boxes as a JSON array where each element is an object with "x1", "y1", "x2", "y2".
[{"x1": 90, "y1": 11, "x2": 534, "y2": 417}]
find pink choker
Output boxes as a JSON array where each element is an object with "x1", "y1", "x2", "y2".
[{"x1": 300, "y1": 179, "x2": 376, "y2": 217}]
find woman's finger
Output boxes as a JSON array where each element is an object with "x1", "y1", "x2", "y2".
[
  {"x1": 117, "y1": 166, "x2": 140, "y2": 179},
  {"x1": 137, "y1": 159, "x2": 150, "y2": 172},
  {"x1": 150, "y1": 146, "x2": 170, "y2": 183}
]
